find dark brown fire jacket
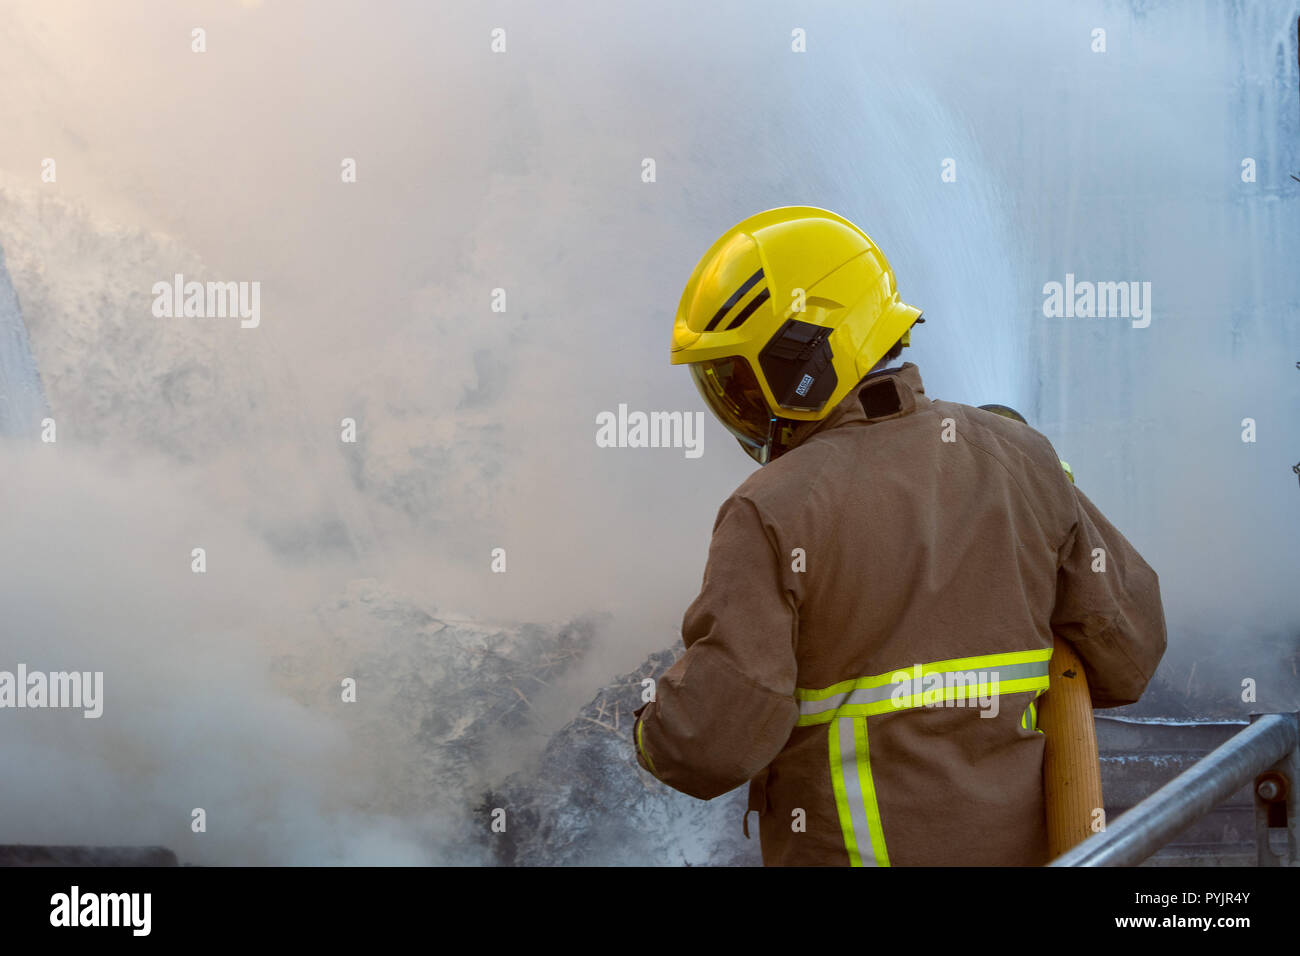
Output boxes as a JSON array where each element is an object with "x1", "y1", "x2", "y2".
[{"x1": 633, "y1": 363, "x2": 1167, "y2": 865}]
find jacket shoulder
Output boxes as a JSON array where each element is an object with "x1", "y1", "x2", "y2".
[
  {"x1": 725, "y1": 435, "x2": 844, "y2": 532},
  {"x1": 940, "y1": 401, "x2": 1077, "y2": 524}
]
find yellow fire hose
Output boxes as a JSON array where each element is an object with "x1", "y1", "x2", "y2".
[{"x1": 1038, "y1": 635, "x2": 1104, "y2": 858}]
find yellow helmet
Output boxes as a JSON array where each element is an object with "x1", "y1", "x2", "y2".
[{"x1": 672, "y1": 206, "x2": 922, "y2": 463}]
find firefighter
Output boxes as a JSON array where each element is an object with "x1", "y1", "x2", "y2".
[{"x1": 632, "y1": 207, "x2": 1167, "y2": 866}]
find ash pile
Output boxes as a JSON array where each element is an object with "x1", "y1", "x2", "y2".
[{"x1": 481, "y1": 646, "x2": 759, "y2": 867}]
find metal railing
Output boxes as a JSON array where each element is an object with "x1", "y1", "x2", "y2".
[{"x1": 1051, "y1": 712, "x2": 1299, "y2": 867}]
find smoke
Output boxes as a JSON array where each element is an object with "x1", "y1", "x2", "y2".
[{"x1": 0, "y1": 0, "x2": 1296, "y2": 862}]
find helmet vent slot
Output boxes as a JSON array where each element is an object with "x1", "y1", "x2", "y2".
[
  {"x1": 703, "y1": 267, "x2": 765, "y2": 332},
  {"x1": 723, "y1": 288, "x2": 770, "y2": 331}
]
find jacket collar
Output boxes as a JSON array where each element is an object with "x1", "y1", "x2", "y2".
[{"x1": 784, "y1": 362, "x2": 929, "y2": 451}]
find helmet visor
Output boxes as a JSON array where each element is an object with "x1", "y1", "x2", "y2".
[{"x1": 689, "y1": 356, "x2": 773, "y2": 460}]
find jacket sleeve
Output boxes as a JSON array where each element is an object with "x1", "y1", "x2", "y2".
[
  {"x1": 632, "y1": 494, "x2": 800, "y2": 800},
  {"x1": 1050, "y1": 485, "x2": 1168, "y2": 708}
]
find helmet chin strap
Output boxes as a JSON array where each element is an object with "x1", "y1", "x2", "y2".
[
  {"x1": 760, "y1": 416, "x2": 800, "y2": 465},
  {"x1": 752, "y1": 417, "x2": 776, "y2": 465}
]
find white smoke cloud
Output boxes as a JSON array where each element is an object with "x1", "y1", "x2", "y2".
[{"x1": 0, "y1": 0, "x2": 1295, "y2": 862}]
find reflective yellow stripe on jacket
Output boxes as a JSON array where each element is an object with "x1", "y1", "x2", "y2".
[
  {"x1": 1021, "y1": 687, "x2": 1046, "y2": 734},
  {"x1": 797, "y1": 648, "x2": 1053, "y2": 867},
  {"x1": 635, "y1": 717, "x2": 658, "y2": 777}
]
